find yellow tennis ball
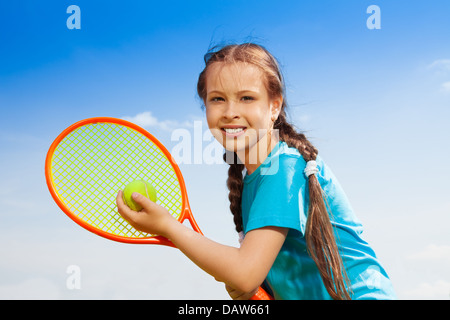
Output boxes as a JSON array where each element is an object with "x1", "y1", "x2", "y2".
[{"x1": 122, "y1": 180, "x2": 157, "y2": 211}]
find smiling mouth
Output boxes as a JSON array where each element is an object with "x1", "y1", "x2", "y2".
[
  {"x1": 224, "y1": 128, "x2": 244, "y2": 133},
  {"x1": 221, "y1": 127, "x2": 247, "y2": 137}
]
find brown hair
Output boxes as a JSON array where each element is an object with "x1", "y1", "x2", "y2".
[{"x1": 197, "y1": 43, "x2": 351, "y2": 300}]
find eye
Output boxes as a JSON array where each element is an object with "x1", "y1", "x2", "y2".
[
  {"x1": 241, "y1": 96, "x2": 254, "y2": 102},
  {"x1": 210, "y1": 97, "x2": 225, "y2": 102}
]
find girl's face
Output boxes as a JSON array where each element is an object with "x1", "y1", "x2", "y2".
[{"x1": 204, "y1": 62, "x2": 282, "y2": 169}]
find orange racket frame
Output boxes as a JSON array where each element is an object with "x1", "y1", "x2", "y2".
[{"x1": 45, "y1": 117, "x2": 201, "y2": 247}]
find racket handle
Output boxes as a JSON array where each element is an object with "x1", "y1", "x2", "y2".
[{"x1": 250, "y1": 286, "x2": 274, "y2": 300}]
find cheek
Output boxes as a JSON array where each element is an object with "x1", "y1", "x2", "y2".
[
  {"x1": 205, "y1": 108, "x2": 216, "y2": 128},
  {"x1": 205, "y1": 108, "x2": 224, "y2": 142},
  {"x1": 247, "y1": 107, "x2": 272, "y2": 129}
]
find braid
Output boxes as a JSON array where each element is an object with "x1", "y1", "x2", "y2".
[
  {"x1": 276, "y1": 111, "x2": 352, "y2": 300},
  {"x1": 275, "y1": 111, "x2": 317, "y2": 162},
  {"x1": 223, "y1": 151, "x2": 245, "y2": 233}
]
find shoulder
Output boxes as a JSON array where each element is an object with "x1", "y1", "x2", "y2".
[
  {"x1": 259, "y1": 141, "x2": 307, "y2": 184},
  {"x1": 262, "y1": 142, "x2": 340, "y2": 190},
  {"x1": 242, "y1": 142, "x2": 308, "y2": 234}
]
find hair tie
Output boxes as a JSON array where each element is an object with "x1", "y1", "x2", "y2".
[{"x1": 304, "y1": 160, "x2": 319, "y2": 178}]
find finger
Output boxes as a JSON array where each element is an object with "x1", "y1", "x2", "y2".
[
  {"x1": 116, "y1": 190, "x2": 137, "y2": 223},
  {"x1": 116, "y1": 190, "x2": 125, "y2": 207},
  {"x1": 130, "y1": 192, "x2": 158, "y2": 211},
  {"x1": 225, "y1": 284, "x2": 243, "y2": 300},
  {"x1": 225, "y1": 284, "x2": 238, "y2": 299}
]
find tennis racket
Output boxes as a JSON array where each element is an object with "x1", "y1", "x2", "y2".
[{"x1": 45, "y1": 117, "x2": 273, "y2": 300}]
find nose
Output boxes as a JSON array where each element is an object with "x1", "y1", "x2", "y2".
[{"x1": 222, "y1": 101, "x2": 240, "y2": 121}]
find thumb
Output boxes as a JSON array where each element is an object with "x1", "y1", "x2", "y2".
[{"x1": 131, "y1": 192, "x2": 156, "y2": 209}]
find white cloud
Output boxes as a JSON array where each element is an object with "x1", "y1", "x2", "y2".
[
  {"x1": 0, "y1": 225, "x2": 229, "y2": 299},
  {"x1": 407, "y1": 244, "x2": 450, "y2": 262},
  {"x1": 122, "y1": 111, "x2": 158, "y2": 127},
  {"x1": 428, "y1": 59, "x2": 450, "y2": 73},
  {"x1": 427, "y1": 60, "x2": 450, "y2": 93},
  {"x1": 402, "y1": 280, "x2": 450, "y2": 300},
  {"x1": 297, "y1": 114, "x2": 311, "y2": 124},
  {"x1": 441, "y1": 81, "x2": 450, "y2": 93},
  {"x1": 0, "y1": 278, "x2": 61, "y2": 300},
  {"x1": 121, "y1": 111, "x2": 199, "y2": 132}
]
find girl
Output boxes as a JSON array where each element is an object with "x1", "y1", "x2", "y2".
[{"x1": 116, "y1": 43, "x2": 396, "y2": 300}]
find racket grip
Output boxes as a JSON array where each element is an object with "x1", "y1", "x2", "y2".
[{"x1": 250, "y1": 287, "x2": 274, "y2": 300}]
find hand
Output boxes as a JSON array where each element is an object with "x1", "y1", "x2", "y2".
[
  {"x1": 225, "y1": 284, "x2": 258, "y2": 300},
  {"x1": 116, "y1": 190, "x2": 175, "y2": 237}
]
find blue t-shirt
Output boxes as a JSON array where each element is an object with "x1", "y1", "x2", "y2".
[{"x1": 241, "y1": 141, "x2": 396, "y2": 300}]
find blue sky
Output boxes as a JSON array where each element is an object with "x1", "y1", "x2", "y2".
[{"x1": 1, "y1": 1, "x2": 450, "y2": 299}]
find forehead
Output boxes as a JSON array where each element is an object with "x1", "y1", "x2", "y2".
[{"x1": 205, "y1": 62, "x2": 266, "y2": 93}]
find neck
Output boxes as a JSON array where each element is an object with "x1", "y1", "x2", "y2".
[{"x1": 237, "y1": 134, "x2": 279, "y2": 175}]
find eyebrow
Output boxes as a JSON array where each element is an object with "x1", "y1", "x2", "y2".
[{"x1": 207, "y1": 89, "x2": 259, "y2": 96}]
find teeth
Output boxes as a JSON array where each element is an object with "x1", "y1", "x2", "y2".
[{"x1": 224, "y1": 128, "x2": 244, "y2": 134}]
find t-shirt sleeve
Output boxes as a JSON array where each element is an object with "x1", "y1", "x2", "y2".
[{"x1": 244, "y1": 156, "x2": 308, "y2": 236}]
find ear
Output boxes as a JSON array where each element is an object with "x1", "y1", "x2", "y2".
[{"x1": 270, "y1": 95, "x2": 283, "y2": 121}]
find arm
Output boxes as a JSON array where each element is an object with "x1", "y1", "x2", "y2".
[{"x1": 116, "y1": 191, "x2": 287, "y2": 293}]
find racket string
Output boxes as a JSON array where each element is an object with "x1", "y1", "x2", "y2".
[{"x1": 51, "y1": 122, "x2": 183, "y2": 238}]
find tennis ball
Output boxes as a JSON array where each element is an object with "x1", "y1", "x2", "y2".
[{"x1": 122, "y1": 180, "x2": 157, "y2": 211}]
